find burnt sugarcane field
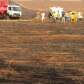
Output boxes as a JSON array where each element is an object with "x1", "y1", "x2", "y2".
[{"x1": 0, "y1": 0, "x2": 84, "y2": 84}]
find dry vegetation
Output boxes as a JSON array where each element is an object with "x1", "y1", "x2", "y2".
[
  {"x1": 0, "y1": 21, "x2": 84, "y2": 84},
  {"x1": 0, "y1": 0, "x2": 84, "y2": 84}
]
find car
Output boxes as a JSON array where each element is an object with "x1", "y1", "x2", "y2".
[{"x1": 7, "y1": 5, "x2": 22, "y2": 19}]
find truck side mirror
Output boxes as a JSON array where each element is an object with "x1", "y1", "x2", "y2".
[{"x1": 9, "y1": 7, "x2": 11, "y2": 10}]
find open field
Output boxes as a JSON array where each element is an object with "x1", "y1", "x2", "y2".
[
  {"x1": 0, "y1": 0, "x2": 84, "y2": 84},
  {"x1": 15, "y1": 0, "x2": 84, "y2": 12},
  {"x1": 0, "y1": 21, "x2": 84, "y2": 84}
]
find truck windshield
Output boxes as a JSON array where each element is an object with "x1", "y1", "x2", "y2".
[{"x1": 12, "y1": 7, "x2": 21, "y2": 11}]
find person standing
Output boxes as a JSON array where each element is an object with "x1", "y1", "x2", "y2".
[
  {"x1": 41, "y1": 12, "x2": 45, "y2": 23},
  {"x1": 61, "y1": 11, "x2": 65, "y2": 23}
]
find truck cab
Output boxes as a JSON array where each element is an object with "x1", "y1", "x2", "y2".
[
  {"x1": 7, "y1": 5, "x2": 22, "y2": 18},
  {"x1": 0, "y1": 0, "x2": 8, "y2": 18}
]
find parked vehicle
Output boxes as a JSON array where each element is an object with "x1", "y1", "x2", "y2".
[
  {"x1": 67, "y1": 11, "x2": 84, "y2": 22},
  {"x1": 0, "y1": 0, "x2": 8, "y2": 18},
  {"x1": 7, "y1": 5, "x2": 22, "y2": 19}
]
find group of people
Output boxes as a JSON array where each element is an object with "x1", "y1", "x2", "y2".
[
  {"x1": 40, "y1": 12, "x2": 77, "y2": 23},
  {"x1": 48, "y1": 8, "x2": 81, "y2": 23},
  {"x1": 39, "y1": 7, "x2": 83, "y2": 23}
]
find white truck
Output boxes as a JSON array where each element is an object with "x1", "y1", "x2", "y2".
[{"x1": 7, "y1": 5, "x2": 22, "y2": 19}]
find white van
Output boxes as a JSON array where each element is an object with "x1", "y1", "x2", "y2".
[{"x1": 7, "y1": 5, "x2": 22, "y2": 18}]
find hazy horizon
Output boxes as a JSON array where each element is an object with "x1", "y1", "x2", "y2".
[{"x1": 15, "y1": 0, "x2": 84, "y2": 12}]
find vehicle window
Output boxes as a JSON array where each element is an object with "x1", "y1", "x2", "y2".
[{"x1": 12, "y1": 7, "x2": 21, "y2": 11}]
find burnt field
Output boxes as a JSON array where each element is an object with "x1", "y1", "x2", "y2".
[
  {"x1": 0, "y1": 21, "x2": 84, "y2": 84},
  {"x1": 0, "y1": 0, "x2": 84, "y2": 84}
]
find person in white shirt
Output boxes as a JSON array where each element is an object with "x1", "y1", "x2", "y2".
[{"x1": 41, "y1": 12, "x2": 45, "y2": 22}]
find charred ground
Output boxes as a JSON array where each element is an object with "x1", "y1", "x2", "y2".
[
  {"x1": 0, "y1": 21, "x2": 83, "y2": 84},
  {"x1": 0, "y1": 0, "x2": 84, "y2": 84}
]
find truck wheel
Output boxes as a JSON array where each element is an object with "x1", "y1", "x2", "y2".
[
  {"x1": 9, "y1": 16, "x2": 20, "y2": 19},
  {"x1": 5, "y1": 15, "x2": 8, "y2": 19},
  {"x1": 9, "y1": 16, "x2": 14, "y2": 19}
]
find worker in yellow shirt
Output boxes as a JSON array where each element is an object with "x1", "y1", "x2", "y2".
[{"x1": 70, "y1": 12, "x2": 78, "y2": 23}]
